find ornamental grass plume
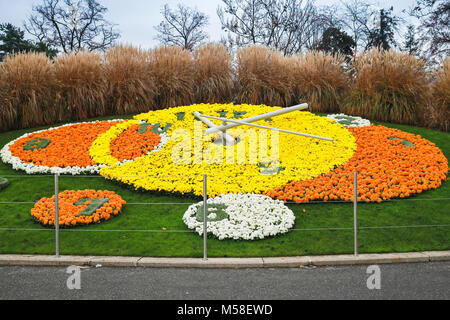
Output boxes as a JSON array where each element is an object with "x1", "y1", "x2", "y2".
[
  {"x1": 104, "y1": 45, "x2": 155, "y2": 115},
  {"x1": 0, "y1": 52, "x2": 56, "y2": 130},
  {"x1": 342, "y1": 48, "x2": 430, "y2": 125},
  {"x1": 289, "y1": 51, "x2": 349, "y2": 113},
  {"x1": 193, "y1": 43, "x2": 234, "y2": 103},
  {"x1": 427, "y1": 59, "x2": 450, "y2": 132},
  {"x1": 149, "y1": 46, "x2": 195, "y2": 108},
  {"x1": 0, "y1": 67, "x2": 14, "y2": 132},
  {"x1": 54, "y1": 51, "x2": 106, "y2": 121},
  {"x1": 236, "y1": 45, "x2": 292, "y2": 107}
]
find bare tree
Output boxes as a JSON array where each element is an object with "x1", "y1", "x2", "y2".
[
  {"x1": 338, "y1": 0, "x2": 376, "y2": 53},
  {"x1": 410, "y1": 0, "x2": 449, "y2": 61},
  {"x1": 24, "y1": 0, "x2": 120, "y2": 54},
  {"x1": 154, "y1": 4, "x2": 209, "y2": 51},
  {"x1": 217, "y1": 0, "x2": 332, "y2": 55}
]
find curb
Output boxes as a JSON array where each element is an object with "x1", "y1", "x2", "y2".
[{"x1": 0, "y1": 251, "x2": 449, "y2": 268}]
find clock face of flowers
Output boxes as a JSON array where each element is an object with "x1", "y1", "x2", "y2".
[{"x1": 100, "y1": 104, "x2": 358, "y2": 197}]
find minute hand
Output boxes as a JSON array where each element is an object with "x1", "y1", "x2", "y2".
[{"x1": 204, "y1": 103, "x2": 308, "y2": 135}]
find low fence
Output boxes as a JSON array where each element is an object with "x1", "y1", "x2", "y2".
[{"x1": 0, "y1": 172, "x2": 448, "y2": 259}]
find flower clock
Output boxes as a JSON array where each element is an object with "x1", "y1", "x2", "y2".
[
  {"x1": 1, "y1": 103, "x2": 448, "y2": 207},
  {"x1": 31, "y1": 190, "x2": 126, "y2": 227}
]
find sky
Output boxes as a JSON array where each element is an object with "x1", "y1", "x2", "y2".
[{"x1": 0, "y1": 0, "x2": 417, "y2": 49}]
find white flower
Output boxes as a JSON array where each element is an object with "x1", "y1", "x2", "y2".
[
  {"x1": 326, "y1": 114, "x2": 371, "y2": 127},
  {"x1": 183, "y1": 193, "x2": 296, "y2": 240}
]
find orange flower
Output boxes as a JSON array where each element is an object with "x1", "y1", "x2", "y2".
[
  {"x1": 31, "y1": 189, "x2": 126, "y2": 227},
  {"x1": 110, "y1": 124, "x2": 162, "y2": 162},
  {"x1": 9, "y1": 121, "x2": 120, "y2": 168},
  {"x1": 266, "y1": 125, "x2": 448, "y2": 203}
]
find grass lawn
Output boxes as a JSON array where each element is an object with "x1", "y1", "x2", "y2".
[{"x1": 0, "y1": 115, "x2": 448, "y2": 257}]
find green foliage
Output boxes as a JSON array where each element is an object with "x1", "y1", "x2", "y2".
[
  {"x1": 22, "y1": 138, "x2": 51, "y2": 151},
  {"x1": 403, "y1": 25, "x2": 419, "y2": 55},
  {"x1": 195, "y1": 203, "x2": 229, "y2": 222},
  {"x1": 75, "y1": 198, "x2": 110, "y2": 217},
  {"x1": 366, "y1": 7, "x2": 400, "y2": 50},
  {"x1": 388, "y1": 137, "x2": 416, "y2": 147},
  {"x1": 0, "y1": 23, "x2": 57, "y2": 61},
  {"x1": 150, "y1": 123, "x2": 173, "y2": 134},
  {"x1": 137, "y1": 123, "x2": 152, "y2": 134},
  {"x1": 317, "y1": 27, "x2": 356, "y2": 61}
]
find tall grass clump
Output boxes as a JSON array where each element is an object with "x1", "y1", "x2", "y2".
[
  {"x1": 236, "y1": 45, "x2": 292, "y2": 107},
  {"x1": 343, "y1": 49, "x2": 429, "y2": 125},
  {"x1": 193, "y1": 44, "x2": 234, "y2": 103},
  {"x1": 55, "y1": 51, "x2": 106, "y2": 121},
  {"x1": 0, "y1": 68, "x2": 14, "y2": 132},
  {"x1": 0, "y1": 53, "x2": 56, "y2": 131},
  {"x1": 104, "y1": 45, "x2": 155, "y2": 115},
  {"x1": 149, "y1": 46, "x2": 195, "y2": 108},
  {"x1": 427, "y1": 59, "x2": 450, "y2": 131},
  {"x1": 289, "y1": 51, "x2": 349, "y2": 113}
]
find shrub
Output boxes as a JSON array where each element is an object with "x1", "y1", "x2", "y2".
[
  {"x1": 427, "y1": 59, "x2": 450, "y2": 132},
  {"x1": 343, "y1": 49, "x2": 429, "y2": 125},
  {"x1": 55, "y1": 51, "x2": 106, "y2": 121},
  {"x1": 0, "y1": 53, "x2": 56, "y2": 130},
  {"x1": 289, "y1": 51, "x2": 349, "y2": 113},
  {"x1": 193, "y1": 44, "x2": 234, "y2": 103},
  {"x1": 149, "y1": 46, "x2": 194, "y2": 108},
  {"x1": 104, "y1": 45, "x2": 155, "y2": 115},
  {"x1": 236, "y1": 45, "x2": 292, "y2": 107}
]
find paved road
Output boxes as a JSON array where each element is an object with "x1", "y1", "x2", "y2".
[{"x1": 0, "y1": 262, "x2": 449, "y2": 300}]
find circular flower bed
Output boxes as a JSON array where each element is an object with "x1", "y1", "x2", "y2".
[
  {"x1": 101, "y1": 104, "x2": 357, "y2": 196},
  {"x1": 0, "y1": 120, "x2": 122, "y2": 174},
  {"x1": 31, "y1": 189, "x2": 126, "y2": 227},
  {"x1": 183, "y1": 193, "x2": 295, "y2": 240},
  {"x1": 266, "y1": 125, "x2": 449, "y2": 202},
  {"x1": 327, "y1": 114, "x2": 371, "y2": 127},
  {"x1": 89, "y1": 120, "x2": 169, "y2": 166}
]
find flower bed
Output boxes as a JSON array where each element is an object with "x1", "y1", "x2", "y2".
[
  {"x1": 183, "y1": 193, "x2": 295, "y2": 240},
  {"x1": 266, "y1": 125, "x2": 448, "y2": 202},
  {"x1": 89, "y1": 120, "x2": 169, "y2": 166},
  {"x1": 0, "y1": 121, "x2": 122, "y2": 174},
  {"x1": 100, "y1": 104, "x2": 357, "y2": 196},
  {"x1": 31, "y1": 189, "x2": 126, "y2": 227}
]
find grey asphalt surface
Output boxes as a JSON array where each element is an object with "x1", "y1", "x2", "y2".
[{"x1": 0, "y1": 262, "x2": 449, "y2": 300}]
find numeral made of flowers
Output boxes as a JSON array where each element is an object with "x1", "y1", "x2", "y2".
[
  {"x1": 23, "y1": 138, "x2": 51, "y2": 151},
  {"x1": 75, "y1": 198, "x2": 110, "y2": 216},
  {"x1": 150, "y1": 123, "x2": 173, "y2": 134}
]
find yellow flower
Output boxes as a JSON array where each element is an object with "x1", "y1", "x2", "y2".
[{"x1": 99, "y1": 103, "x2": 357, "y2": 197}]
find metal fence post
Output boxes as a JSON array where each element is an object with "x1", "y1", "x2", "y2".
[
  {"x1": 203, "y1": 174, "x2": 208, "y2": 261},
  {"x1": 54, "y1": 173, "x2": 60, "y2": 257},
  {"x1": 353, "y1": 171, "x2": 358, "y2": 256}
]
